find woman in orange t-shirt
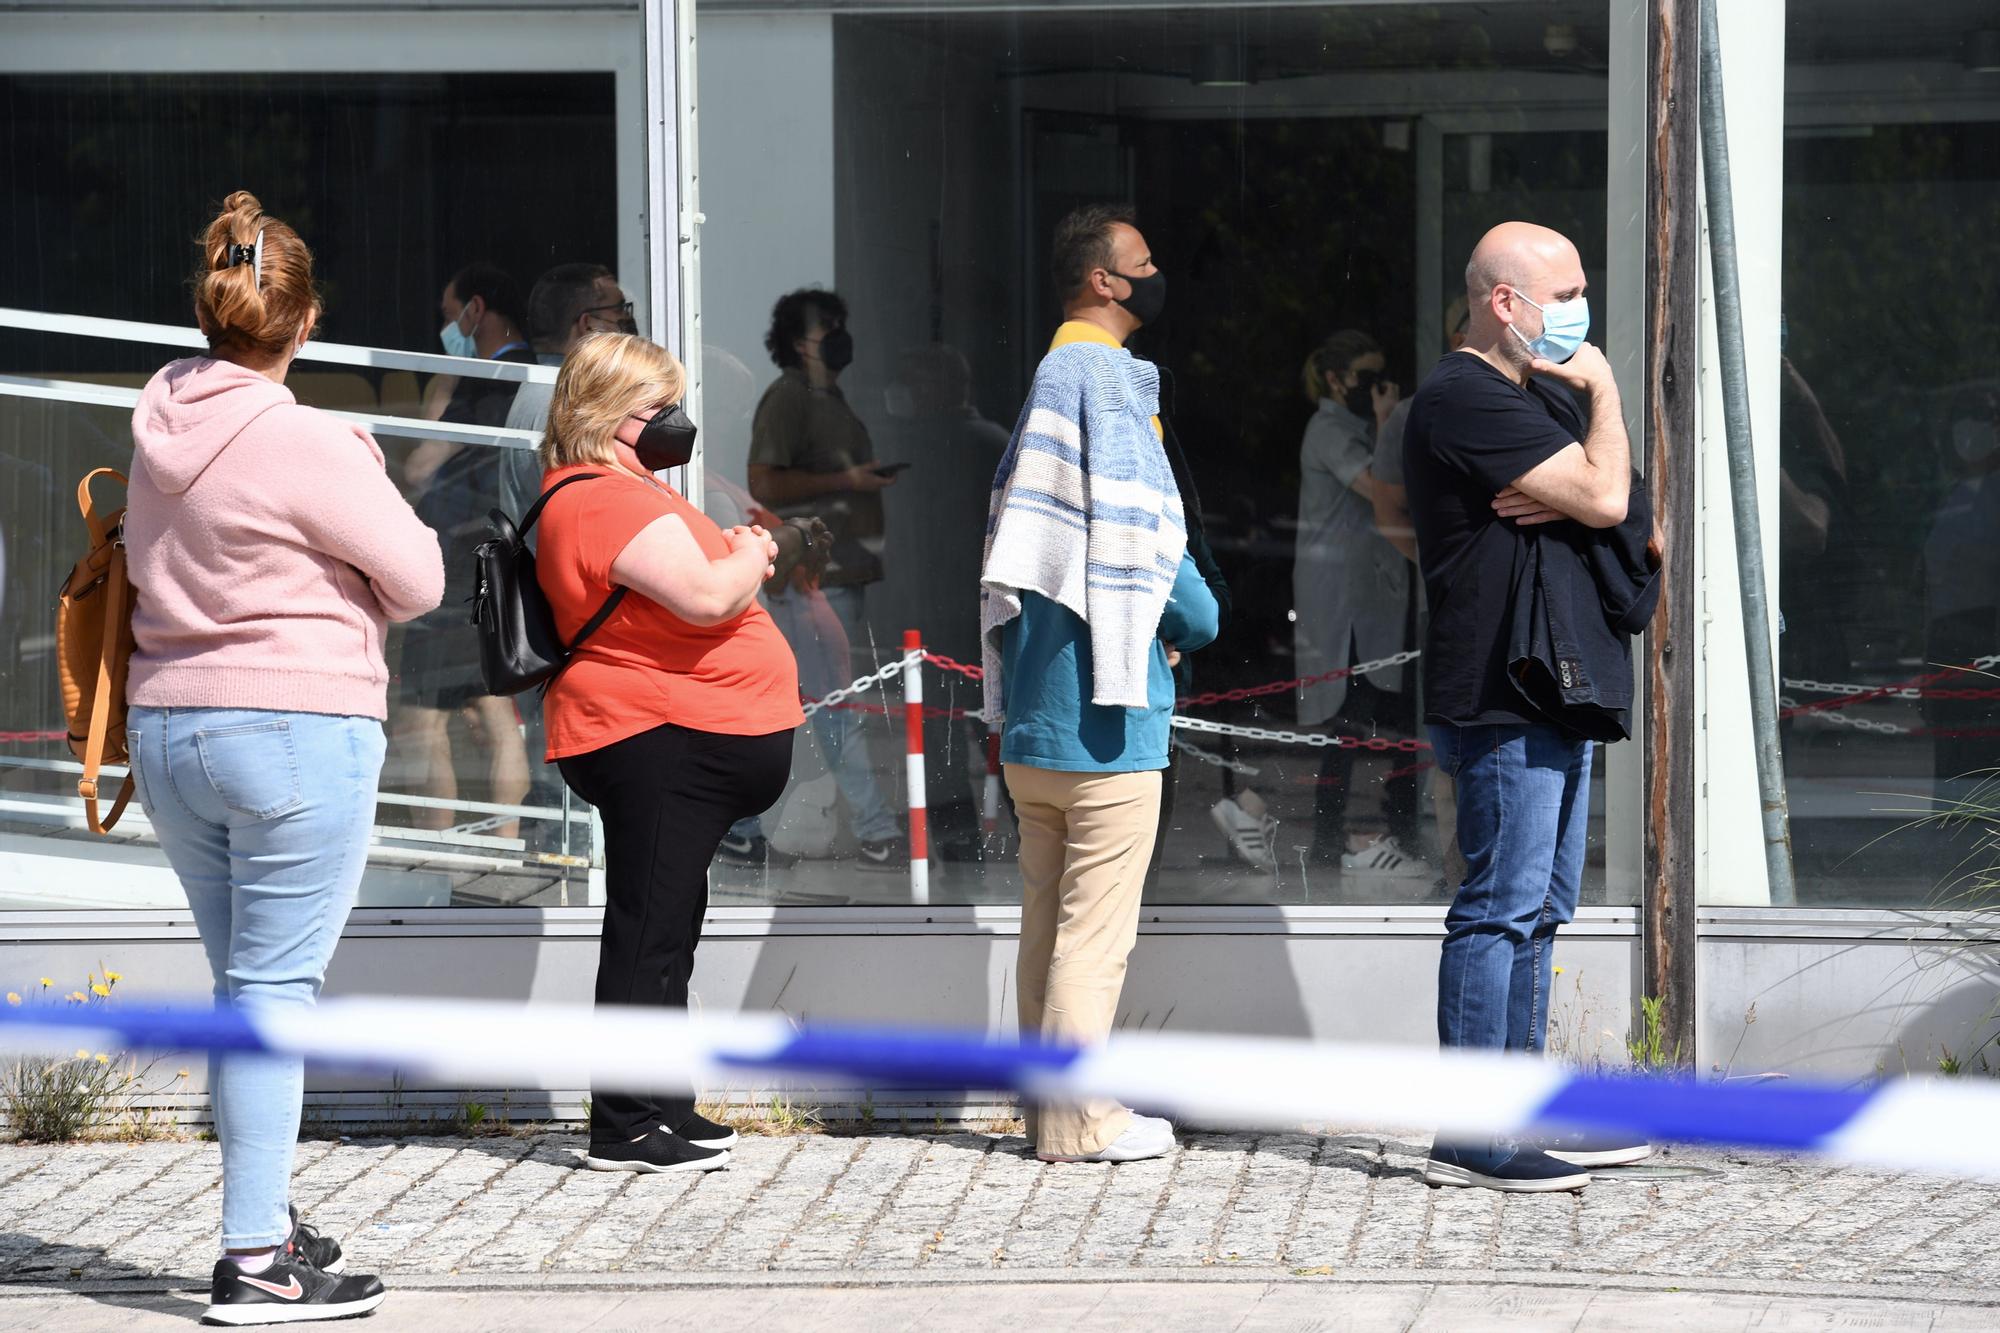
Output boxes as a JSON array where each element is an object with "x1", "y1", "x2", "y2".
[{"x1": 533, "y1": 332, "x2": 802, "y2": 1174}]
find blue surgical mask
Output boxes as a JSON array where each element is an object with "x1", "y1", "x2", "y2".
[
  {"x1": 1509, "y1": 290, "x2": 1590, "y2": 364},
  {"x1": 439, "y1": 310, "x2": 477, "y2": 359}
]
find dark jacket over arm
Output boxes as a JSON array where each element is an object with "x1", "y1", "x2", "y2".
[{"x1": 1506, "y1": 472, "x2": 1660, "y2": 741}]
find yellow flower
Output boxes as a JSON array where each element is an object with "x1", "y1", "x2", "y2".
[
  {"x1": 69, "y1": 991, "x2": 87, "y2": 1003},
  {"x1": 39, "y1": 978, "x2": 53, "y2": 988},
  {"x1": 73, "y1": 1049, "x2": 90, "y2": 1061},
  {"x1": 177, "y1": 1068, "x2": 191, "y2": 1079},
  {"x1": 5, "y1": 993, "x2": 18, "y2": 1006},
  {"x1": 1553, "y1": 966, "x2": 1565, "y2": 976},
  {"x1": 95, "y1": 1053, "x2": 110, "y2": 1064},
  {"x1": 90, "y1": 983, "x2": 111, "y2": 997},
  {"x1": 103, "y1": 970, "x2": 123, "y2": 983}
]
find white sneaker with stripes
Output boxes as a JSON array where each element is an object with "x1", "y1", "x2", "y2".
[
  {"x1": 1341, "y1": 834, "x2": 1433, "y2": 879},
  {"x1": 1210, "y1": 797, "x2": 1277, "y2": 869}
]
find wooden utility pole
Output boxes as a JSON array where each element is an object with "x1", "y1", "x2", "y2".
[{"x1": 1644, "y1": 0, "x2": 1702, "y2": 1062}]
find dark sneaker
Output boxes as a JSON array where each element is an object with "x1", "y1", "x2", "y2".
[
  {"x1": 203, "y1": 1251, "x2": 385, "y2": 1325},
  {"x1": 857, "y1": 837, "x2": 906, "y2": 871},
  {"x1": 581, "y1": 1129, "x2": 730, "y2": 1174},
  {"x1": 665, "y1": 1108, "x2": 740, "y2": 1150},
  {"x1": 1542, "y1": 1129, "x2": 1655, "y2": 1168},
  {"x1": 287, "y1": 1206, "x2": 344, "y2": 1274},
  {"x1": 1423, "y1": 1138, "x2": 1591, "y2": 1193},
  {"x1": 717, "y1": 831, "x2": 798, "y2": 869}
]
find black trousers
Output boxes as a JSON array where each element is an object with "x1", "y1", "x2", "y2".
[
  {"x1": 1312, "y1": 676, "x2": 1420, "y2": 852},
  {"x1": 559, "y1": 721, "x2": 794, "y2": 1145}
]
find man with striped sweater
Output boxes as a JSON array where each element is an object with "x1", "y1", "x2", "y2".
[{"x1": 980, "y1": 206, "x2": 1220, "y2": 1164}]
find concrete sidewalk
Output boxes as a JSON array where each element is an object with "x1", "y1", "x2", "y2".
[
  {"x1": 2, "y1": 1275, "x2": 1994, "y2": 1331},
  {"x1": 1, "y1": 1130, "x2": 1993, "y2": 1328}
]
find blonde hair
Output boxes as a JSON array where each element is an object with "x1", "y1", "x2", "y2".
[
  {"x1": 193, "y1": 190, "x2": 320, "y2": 360},
  {"x1": 541, "y1": 332, "x2": 686, "y2": 470}
]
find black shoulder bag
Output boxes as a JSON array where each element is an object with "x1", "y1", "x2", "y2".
[{"x1": 470, "y1": 473, "x2": 628, "y2": 696}]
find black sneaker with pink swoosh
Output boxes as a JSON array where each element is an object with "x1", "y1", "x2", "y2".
[{"x1": 202, "y1": 1241, "x2": 385, "y2": 1326}]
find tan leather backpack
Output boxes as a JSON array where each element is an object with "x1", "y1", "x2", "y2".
[{"x1": 57, "y1": 468, "x2": 137, "y2": 833}]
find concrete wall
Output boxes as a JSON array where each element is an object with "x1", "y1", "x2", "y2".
[{"x1": 2, "y1": 914, "x2": 1639, "y2": 1121}]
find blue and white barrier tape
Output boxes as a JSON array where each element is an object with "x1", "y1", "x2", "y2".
[{"x1": 3, "y1": 998, "x2": 1993, "y2": 1176}]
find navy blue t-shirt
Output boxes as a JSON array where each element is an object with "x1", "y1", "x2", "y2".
[{"x1": 1402, "y1": 353, "x2": 1587, "y2": 727}]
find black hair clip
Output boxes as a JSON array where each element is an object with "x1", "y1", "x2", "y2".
[{"x1": 225, "y1": 243, "x2": 257, "y2": 268}]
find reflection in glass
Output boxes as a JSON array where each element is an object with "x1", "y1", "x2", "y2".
[
  {"x1": 1778, "y1": 2, "x2": 2000, "y2": 907},
  {"x1": 695, "y1": 1, "x2": 1620, "y2": 906},
  {"x1": 0, "y1": 68, "x2": 624, "y2": 907}
]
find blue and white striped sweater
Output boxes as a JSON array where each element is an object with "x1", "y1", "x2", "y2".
[{"x1": 980, "y1": 340, "x2": 1187, "y2": 717}]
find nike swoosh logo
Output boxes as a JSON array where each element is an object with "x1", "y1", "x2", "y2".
[{"x1": 239, "y1": 1273, "x2": 304, "y2": 1300}]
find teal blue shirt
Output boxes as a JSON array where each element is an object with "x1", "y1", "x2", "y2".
[{"x1": 999, "y1": 554, "x2": 1221, "y2": 772}]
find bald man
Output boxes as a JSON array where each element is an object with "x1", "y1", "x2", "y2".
[{"x1": 1402, "y1": 222, "x2": 1648, "y2": 1192}]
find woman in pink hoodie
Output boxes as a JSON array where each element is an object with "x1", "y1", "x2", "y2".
[{"x1": 123, "y1": 191, "x2": 442, "y2": 1327}]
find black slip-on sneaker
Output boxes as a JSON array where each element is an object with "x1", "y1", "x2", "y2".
[
  {"x1": 665, "y1": 1108, "x2": 740, "y2": 1151},
  {"x1": 1542, "y1": 1129, "x2": 1656, "y2": 1168},
  {"x1": 288, "y1": 1205, "x2": 344, "y2": 1274},
  {"x1": 581, "y1": 1129, "x2": 730, "y2": 1173},
  {"x1": 1423, "y1": 1139, "x2": 1591, "y2": 1193},
  {"x1": 203, "y1": 1253, "x2": 385, "y2": 1326}
]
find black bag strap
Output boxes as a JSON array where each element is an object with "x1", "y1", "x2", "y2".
[
  {"x1": 519, "y1": 471, "x2": 629, "y2": 687},
  {"x1": 566, "y1": 584, "x2": 628, "y2": 656},
  {"x1": 517, "y1": 470, "x2": 603, "y2": 538}
]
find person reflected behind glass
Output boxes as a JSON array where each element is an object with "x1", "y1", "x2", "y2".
[
  {"x1": 749, "y1": 289, "x2": 906, "y2": 869},
  {"x1": 880, "y1": 343, "x2": 1011, "y2": 847},
  {"x1": 532, "y1": 332, "x2": 802, "y2": 1173},
  {"x1": 124, "y1": 191, "x2": 443, "y2": 1324},
  {"x1": 1293, "y1": 328, "x2": 1428, "y2": 884},
  {"x1": 1375, "y1": 299, "x2": 1472, "y2": 891},
  {"x1": 396, "y1": 263, "x2": 538, "y2": 844},
  {"x1": 498, "y1": 262, "x2": 638, "y2": 851},
  {"x1": 1924, "y1": 386, "x2": 2000, "y2": 796}
]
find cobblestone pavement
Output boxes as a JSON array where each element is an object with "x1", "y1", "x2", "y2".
[{"x1": 1, "y1": 1130, "x2": 1997, "y2": 1307}]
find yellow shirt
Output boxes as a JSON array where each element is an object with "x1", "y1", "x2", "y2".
[{"x1": 1048, "y1": 319, "x2": 1163, "y2": 440}]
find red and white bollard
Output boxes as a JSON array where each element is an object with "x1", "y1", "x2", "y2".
[{"x1": 902, "y1": 629, "x2": 929, "y2": 905}]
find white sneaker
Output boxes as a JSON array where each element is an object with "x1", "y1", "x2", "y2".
[
  {"x1": 1038, "y1": 1113, "x2": 1176, "y2": 1163},
  {"x1": 1210, "y1": 798, "x2": 1277, "y2": 869},
  {"x1": 1341, "y1": 834, "x2": 1433, "y2": 879}
]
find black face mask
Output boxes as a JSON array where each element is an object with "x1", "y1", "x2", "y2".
[
  {"x1": 818, "y1": 327, "x2": 855, "y2": 373},
  {"x1": 1110, "y1": 270, "x2": 1167, "y2": 326},
  {"x1": 1344, "y1": 369, "x2": 1382, "y2": 419},
  {"x1": 633, "y1": 404, "x2": 698, "y2": 471}
]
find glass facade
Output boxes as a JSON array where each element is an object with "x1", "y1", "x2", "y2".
[
  {"x1": 695, "y1": 0, "x2": 1625, "y2": 908},
  {"x1": 4, "y1": 0, "x2": 1985, "y2": 922},
  {"x1": 0, "y1": 7, "x2": 647, "y2": 907},
  {"x1": 1777, "y1": 0, "x2": 2000, "y2": 907}
]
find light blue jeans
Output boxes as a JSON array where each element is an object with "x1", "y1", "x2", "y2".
[
  {"x1": 127, "y1": 706, "x2": 384, "y2": 1249},
  {"x1": 763, "y1": 584, "x2": 901, "y2": 844}
]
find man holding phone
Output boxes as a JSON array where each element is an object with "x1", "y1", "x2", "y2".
[{"x1": 750, "y1": 287, "x2": 907, "y2": 868}]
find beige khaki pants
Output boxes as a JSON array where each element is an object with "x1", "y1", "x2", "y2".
[{"x1": 1006, "y1": 764, "x2": 1163, "y2": 1158}]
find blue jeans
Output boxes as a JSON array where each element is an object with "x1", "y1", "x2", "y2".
[
  {"x1": 127, "y1": 707, "x2": 384, "y2": 1249},
  {"x1": 766, "y1": 583, "x2": 901, "y2": 844},
  {"x1": 1430, "y1": 722, "x2": 1591, "y2": 1054}
]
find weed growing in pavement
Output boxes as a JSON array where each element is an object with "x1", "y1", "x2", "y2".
[
  {"x1": 695, "y1": 1091, "x2": 826, "y2": 1136},
  {"x1": 1628, "y1": 994, "x2": 1686, "y2": 1071},
  {"x1": 2, "y1": 967, "x2": 189, "y2": 1142}
]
